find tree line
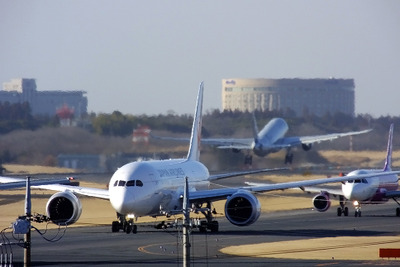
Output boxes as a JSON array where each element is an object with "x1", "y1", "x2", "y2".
[{"x1": 1, "y1": 101, "x2": 399, "y2": 140}]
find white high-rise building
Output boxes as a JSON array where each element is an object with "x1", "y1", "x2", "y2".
[{"x1": 222, "y1": 78, "x2": 355, "y2": 117}]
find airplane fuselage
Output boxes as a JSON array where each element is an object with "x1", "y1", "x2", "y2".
[
  {"x1": 342, "y1": 169, "x2": 399, "y2": 203},
  {"x1": 108, "y1": 159, "x2": 210, "y2": 217},
  {"x1": 252, "y1": 118, "x2": 289, "y2": 157}
]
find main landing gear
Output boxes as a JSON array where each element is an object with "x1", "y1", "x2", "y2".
[
  {"x1": 392, "y1": 198, "x2": 400, "y2": 217},
  {"x1": 337, "y1": 196, "x2": 349, "y2": 216},
  {"x1": 244, "y1": 154, "x2": 253, "y2": 167},
  {"x1": 197, "y1": 201, "x2": 219, "y2": 233},
  {"x1": 111, "y1": 213, "x2": 137, "y2": 234},
  {"x1": 284, "y1": 153, "x2": 294, "y2": 164},
  {"x1": 284, "y1": 148, "x2": 293, "y2": 164}
]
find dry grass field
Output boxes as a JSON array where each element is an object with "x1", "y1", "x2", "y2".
[{"x1": 319, "y1": 150, "x2": 400, "y2": 168}]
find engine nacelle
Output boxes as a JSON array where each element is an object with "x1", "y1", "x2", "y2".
[
  {"x1": 312, "y1": 192, "x2": 331, "y2": 212},
  {"x1": 302, "y1": 143, "x2": 312, "y2": 151},
  {"x1": 46, "y1": 191, "x2": 82, "y2": 226},
  {"x1": 225, "y1": 190, "x2": 261, "y2": 226}
]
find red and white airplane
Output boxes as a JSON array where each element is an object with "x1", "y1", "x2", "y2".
[
  {"x1": 1, "y1": 82, "x2": 398, "y2": 233},
  {"x1": 307, "y1": 123, "x2": 400, "y2": 217}
]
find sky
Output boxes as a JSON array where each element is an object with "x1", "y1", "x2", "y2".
[{"x1": 1, "y1": 1, "x2": 399, "y2": 117}]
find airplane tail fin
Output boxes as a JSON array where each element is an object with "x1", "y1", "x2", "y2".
[
  {"x1": 186, "y1": 82, "x2": 204, "y2": 161},
  {"x1": 252, "y1": 112, "x2": 260, "y2": 144},
  {"x1": 383, "y1": 123, "x2": 394, "y2": 171}
]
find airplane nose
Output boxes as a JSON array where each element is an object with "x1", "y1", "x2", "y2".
[
  {"x1": 110, "y1": 188, "x2": 132, "y2": 214},
  {"x1": 343, "y1": 182, "x2": 356, "y2": 200}
]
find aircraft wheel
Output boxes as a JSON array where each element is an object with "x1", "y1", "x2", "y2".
[
  {"x1": 337, "y1": 207, "x2": 342, "y2": 216},
  {"x1": 396, "y1": 208, "x2": 400, "y2": 217},
  {"x1": 132, "y1": 225, "x2": 138, "y2": 234},
  {"x1": 126, "y1": 224, "x2": 132, "y2": 234},
  {"x1": 344, "y1": 207, "x2": 349, "y2": 216},
  {"x1": 199, "y1": 221, "x2": 207, "y2": 233},
  {"x1": 209, "y1": 221, "x2": 219, "y2": 232},
  {"x1": 111, "y1": 221, "x2": 120, "y2": 232}
]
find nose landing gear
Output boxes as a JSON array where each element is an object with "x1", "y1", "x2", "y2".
[
  {"x1": 111, "y1": 212, "x2": 137, "y2": 234},
  {"x1": 353, "y1": 201, "x2": 362, "y2": 217}
]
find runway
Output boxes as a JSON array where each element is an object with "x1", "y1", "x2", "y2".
[{"x1": 5, "y1": 202, "x2": 400, "y2": 266}]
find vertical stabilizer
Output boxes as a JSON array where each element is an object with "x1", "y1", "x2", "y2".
[
  {"x1": 186, "y1": 82, "x2": 204, "y2": 161},
  {"x1": 252, "y1": 112, "x2": 260, "y2": 144},
  {"x1": 383, "y1": 123, "x2": 394, "y2": 171}
]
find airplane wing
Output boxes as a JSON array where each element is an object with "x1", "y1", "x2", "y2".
[
  {"x1": 188, "y1": 170, "x2": 400, "y2": 203},
  {"x1": 38, "y1": 184, "x2": 109, "y2": 199},
  {"x1": 202, "y1": 138, "x2": 253, "y2": 149},
  {"x1": 299, "y1": 186, "x2": 343, "y2": 196},
  {"x1": 0, "y1": 176, "x2": 73, "y2": 190},
  {"x1": 150, "y1": 132, "x2": 253, "y2": 149},
  {"x1": 0, "y1": 175, "x2": 109, "y2": 199},
  {"x1": 245, "y1": 181, "x2": 344, "y2": 196},
  {"x1": 209, "y1": 167, "x2": 287, "y2": 181},
  {"x1": 384, "y1": 191, "x2": 400, "y2": 198},
  {"x1": 278, "y1": 129, "x2": 372, "y2": 148}
]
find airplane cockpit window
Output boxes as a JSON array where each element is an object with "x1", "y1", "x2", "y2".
[
  {"x1": 115, "y1": 180, "x2": 144, "y2": 187},
  {"x1": 126, "y1": 180, "x2": 135, "y2": 187},
  {"x1": 354, "y1": 179, "x2": 362, "y2": 183},
  {"x1": 348, "y1": 180, "x2": 354, "y2": 183}
]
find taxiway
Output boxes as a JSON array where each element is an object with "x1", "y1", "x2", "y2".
[{"x1": 5, "y1": 202, "x2": 400, "y2": 266}]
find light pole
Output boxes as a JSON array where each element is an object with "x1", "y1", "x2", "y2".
[{"x1": 24, "y1": 176, "x2": 31, "y2": 267}]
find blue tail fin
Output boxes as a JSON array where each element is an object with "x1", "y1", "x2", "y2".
[
  {"x1": 383, "y1": 123, "x2": 394, "y2": 171},
  {"x1": 186, "y1": 82, "x2": 204, "y2": 161}
]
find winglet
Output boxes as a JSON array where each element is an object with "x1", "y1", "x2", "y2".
[
  {"x1": 383, "y1": 123, "x2": 394, "y2": 171},
  {"x1": 186, "y1": 82, "x2": 204, "y2": 161}
]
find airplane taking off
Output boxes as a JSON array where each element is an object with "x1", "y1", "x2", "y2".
[
  {"x1": 151, "y1": 113, "x2": 371, "y2": 164},
  {"x1": 1, "y1": 82, "x2": 397, "y2": 234}
]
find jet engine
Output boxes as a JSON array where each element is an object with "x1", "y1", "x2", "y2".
[
  {"x1": 224, "y1": 190, "x2": 261, "y2": 226},
  {"x1": 312, "y1": 192, "x2": 331, "y2": 212},
  {"x1": 46, "y1": 191, "x2": 82, "y2": 225},
  {"x1": 302, "y1": 143, "x2": 312, "y2": 151}
]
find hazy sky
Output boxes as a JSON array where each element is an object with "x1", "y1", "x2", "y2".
[{"x1": 1, "y1": 1, "x2": 399, "y2": 117}]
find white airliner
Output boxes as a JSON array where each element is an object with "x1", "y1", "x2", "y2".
[
  {"x1": 0, "y1": 82, "x2": 397, "y2": 233},
  {"x1": 151, "y1": 113, "x2": 371, "y2": 164}
]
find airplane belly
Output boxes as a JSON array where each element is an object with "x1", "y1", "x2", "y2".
[
  {"x1": 342, "y1": 184, "x2": 376, "y2": 201},
  {"x1": 133, "y1": 195, "x2": 162, "y2": 216},
  {"x1": 356, "y1": 187, "x2": 377, "y2": 201}
]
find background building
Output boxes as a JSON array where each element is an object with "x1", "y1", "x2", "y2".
[
  {"x1": 222, "y1": 78, "x2": 355, "y2": 117},
  {"x1": 1, "y1": 78, "x2": 87, "y2": 117}
]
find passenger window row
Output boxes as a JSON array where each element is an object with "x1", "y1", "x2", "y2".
[{"x1": 113, "y1": 180, "x2": 143, "y2": 187}]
